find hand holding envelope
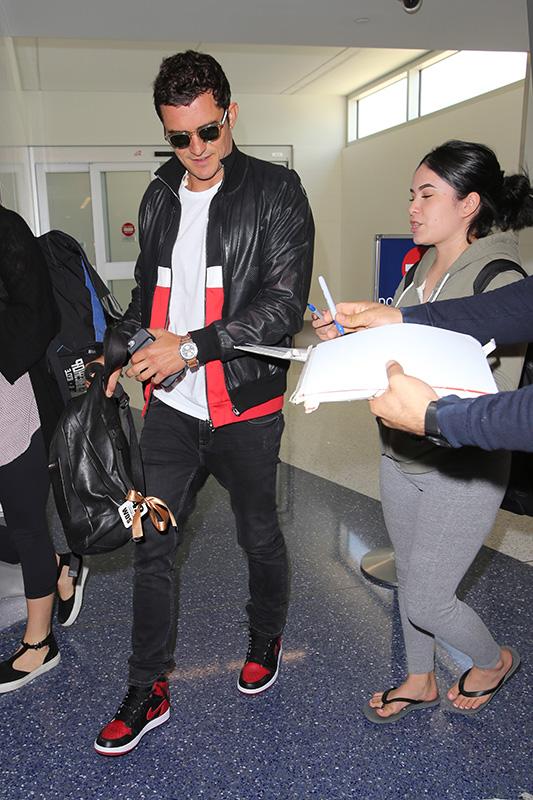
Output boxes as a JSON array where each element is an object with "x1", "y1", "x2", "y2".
[{"x1": 235, "y1": 323, "x2": 497, "y2": 414}]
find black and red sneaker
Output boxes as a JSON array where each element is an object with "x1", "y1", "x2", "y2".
[
  {"x1": 94, "y1": 678, "x2": 170, "y2": 756},
  {"x1": 237, "y1": 629, "x2": 283, "y2": 695}
]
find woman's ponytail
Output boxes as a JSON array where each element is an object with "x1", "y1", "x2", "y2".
[{"x1": 499, "y1": 172, "x2": 533, "y2": 231}]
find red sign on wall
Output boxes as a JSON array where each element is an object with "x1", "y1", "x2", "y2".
[{"x1": 121, "y1": 222, "x2": 135, "y2": 237}]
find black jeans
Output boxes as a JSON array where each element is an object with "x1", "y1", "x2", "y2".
[{"x1": 129, "y1": 398, "x2": 288, "y2": 686}]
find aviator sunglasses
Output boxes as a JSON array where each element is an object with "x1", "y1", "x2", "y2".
[{"x1": 164, "y1": 109, "x2": 228, "y2": 150}]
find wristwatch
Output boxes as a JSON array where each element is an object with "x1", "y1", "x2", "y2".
[
  {"x1": 179, "y1": 334, "x2": 199, "y2": 372},
  {"x1": 424, "y1": 400, "x2": 451, "y2": 447}
]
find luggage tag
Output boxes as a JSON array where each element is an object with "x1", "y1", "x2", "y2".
[{"x1": 118, "y1": 500, "x2": 148, "y2": 529}]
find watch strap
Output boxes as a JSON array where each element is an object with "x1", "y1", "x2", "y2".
[
  {"x1": 180, "y1": 333, "x2": 199, "y2": 372},
  {"x1": 424, "y1": 400, "x2": 452, "y2": 447}
]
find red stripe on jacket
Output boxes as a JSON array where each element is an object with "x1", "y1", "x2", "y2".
[
  {"x1": 144, "y1": 275, "x2": 283, "y2": 425},
  {"x1": 204, "y1": 285, "x2": 283, "y2": 426}
]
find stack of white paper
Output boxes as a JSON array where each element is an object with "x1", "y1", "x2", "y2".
[{"x1": 288, "y1": 323, "x2": 497, "y2": 413}]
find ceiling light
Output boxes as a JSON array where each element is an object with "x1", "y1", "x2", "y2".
[{"x1": 398, "y1": 0, "x2": 423, "y2": 13}]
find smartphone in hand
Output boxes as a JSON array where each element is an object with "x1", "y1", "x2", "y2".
[{"x1": 127, "y1": 329, "x2": 185, "y2": 388}]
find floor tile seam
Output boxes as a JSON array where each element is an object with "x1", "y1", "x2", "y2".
[
  {"x1": 278, "y1": 457, "x2": 381, "y2": 499},
  {"x1": 483, "y1": 544, "x2": 533, "y2": 567},
  {"x1": 280, "y1": 459, "x2": 533, "y2": 569},
  {"x1": 484, "y1": 544, "x2": 533, "y2": 565}
]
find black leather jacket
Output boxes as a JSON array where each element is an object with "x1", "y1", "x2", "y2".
[{"x1": 119, "y1": 144, "x2": 314, "y2": 413}]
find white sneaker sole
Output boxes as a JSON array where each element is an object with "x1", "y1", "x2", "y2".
[
  {"x1": 60, "y1": 565, "x2": 90, "y2": 627},
  {"x1": 237, "y1": 646, "x2": 283, "y2": 696},
  {"x1": 0, "y1": 652, "x2": 61, "y2": 694},
  {"x1": 94, "y1": 708, "x2": 170, "y2": 756}
]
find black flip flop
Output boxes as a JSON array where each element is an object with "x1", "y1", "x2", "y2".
[
  {"x1": 443, "y1": 646, "x2": 521, "y2": 716},
  {"x1": 363, "y1": 687, "x2": 440, "y2": 724}
]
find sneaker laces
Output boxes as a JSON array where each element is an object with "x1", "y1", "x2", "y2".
[
  {"x1": 114, "y1": 685, "x2": 152, "y2": 724},
  {"x1": 245, "y1": 631, "x2": 279, "y2": 668}
]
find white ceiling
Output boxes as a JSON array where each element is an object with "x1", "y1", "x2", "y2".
[
  {"x1": 0, "y1": 0, "x2": 529, "y2": 98},
  {"x1": 0, "y1": 0, "x2": 529, "y2": 52},
  {"x1": 7, "y1": 39, "x2": 425, "y2": 96}
]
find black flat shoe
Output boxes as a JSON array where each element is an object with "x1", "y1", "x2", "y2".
[
  {"x1": 0, "y1": 631, "x2": 60, "y2": 693},
  {"x1": 57, "y1": 554, "x2": 90, "y2": 627}
]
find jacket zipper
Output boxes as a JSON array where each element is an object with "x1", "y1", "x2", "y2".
[
  {"x1": 159, "y1": 172, "x2": 237, "y2": 428},
  {"x1": 154, "y1": 176, "x2": 210, "y2": 422},
  {"x1": 204, "y1": 195, "x2": 215, "y2": 430}
]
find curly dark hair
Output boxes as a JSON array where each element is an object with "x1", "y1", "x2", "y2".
[{"x1": 153, "y1": 50, "x2": 231, "y2": 120}]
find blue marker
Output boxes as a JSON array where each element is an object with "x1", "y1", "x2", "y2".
[
  {"x1": 307, "y1": 303, "x2": 324, "y2": 320},
  {"x1": 318, "y1": 275, "x2": 344, "y2": 335}
]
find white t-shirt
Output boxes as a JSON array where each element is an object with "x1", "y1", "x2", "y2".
[{"x1": 153, "y1": 175, "x2": 221, "y2": 419}]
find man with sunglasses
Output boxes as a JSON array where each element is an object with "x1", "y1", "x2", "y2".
[{"x1": 94, "y1": 50, "x2": 314, "y2": 756}]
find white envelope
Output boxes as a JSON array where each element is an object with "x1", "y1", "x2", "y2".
[{"x1": 288, "y1": 324, "x2": 497, "y2": 413}]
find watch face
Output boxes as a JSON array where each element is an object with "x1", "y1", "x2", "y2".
[{"x1": 180, "y1": 341, "x2": 198, "y2": 360}]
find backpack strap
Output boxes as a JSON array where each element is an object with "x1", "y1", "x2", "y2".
[
  {"x1": 102, "y1": 327, "x2": 145, "y2": 492},
  {"x1": 473, "y1": 258, "x2": 533, "y2": 391},
  {"x1": 472, "y1": 258, "x2": 527, "y2": 295},
  {"x1": 403, "y1": 257, "x2": 526, "y2": 297},
  {"x1": 402, "y1": 260, "x2": 420, "y2": 291},
  {"x1": 116, "y1": 385, "x2": 145, "y2": 494}
]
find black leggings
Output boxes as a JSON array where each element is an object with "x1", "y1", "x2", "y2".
[{"x1": 0, "y1": 430, "x2": 56, "y2": 599}]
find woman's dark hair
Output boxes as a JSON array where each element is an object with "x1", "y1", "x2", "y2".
[
  {"x1": 153, "y1": 50, "x2": 231, "y2": 120},
  {"x1": 419, "y1": 139, "x2": 533, "y2": 241}
]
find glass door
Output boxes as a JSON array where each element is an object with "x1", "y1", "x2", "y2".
[
  {"x1": 90, "y1": 163, "x2": 160, "y2": 410},
  {"x1": 0, "y1": 147, "x2": 34, "y2": 224},
  {"x1": 90, "y1": 163, "x2": 158, "y2": 283},
  {"x1": 0, "y1": 170, "x2": 19, "y2": 212},
  {"x1": 36, "y1": 163, "x2": 96, "y2": 263}
]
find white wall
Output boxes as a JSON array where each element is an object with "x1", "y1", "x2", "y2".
[
  {"x1": 0, "y1": 40, "x2": 33, "y2": 215},
  {"x1": 0, "y1": 38, "x2": 28, "y2": 145},
  {"x1": 236, "y1": 95, "x2": 345, "y2": 299},
  {"x1": 2, "y1": 73, "x2": 528, "y2": 301},
  {"x1": 19, "y1": 89, "x2": 345, "y2": 298},
  {"x1": 341, "y1": 82, "x2": 526, "y2": 300},
  {"x1": 518, "y1": 65, "x2": 533, "y2": 270},
  {"x1": 0, "y1": 92, "x2": 28, "y2": 145}
]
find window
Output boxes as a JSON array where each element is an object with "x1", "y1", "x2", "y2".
[
  {"x1": 348, "y1": 50, "x2": 527, "y2": 143},
  {"x1": 357, "y1": 77, "x2": 408, "y2": 139},
  {"x1": 420, "y1": 51, "x2": 528, "y2": 116}
]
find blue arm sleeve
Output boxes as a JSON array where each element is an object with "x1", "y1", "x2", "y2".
[
  {"x1": 401, "y1": 276, "x2": 533, "y2": 346},
  {"x1": 436, "y1": 386, "x2": 533, "y2": 451}
]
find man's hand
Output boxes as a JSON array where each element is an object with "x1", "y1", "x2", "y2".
[
  {"x1": 336, "y1": 302, "x2": 402, "y2": 331},
  {"x1": 369, "y1": 361, "x2": 438, "y2": 436},
  {"x1": 126, "y1": 328, "x2": 186, "y2": 386}
]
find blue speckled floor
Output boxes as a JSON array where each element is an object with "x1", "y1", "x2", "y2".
[{"x1": 0, "y1": 462, "x2": 531, "y2": 800}]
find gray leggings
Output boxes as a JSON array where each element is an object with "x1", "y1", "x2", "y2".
[{"x1": 380, "y1": 451, "x2": 510, "y2": 674}]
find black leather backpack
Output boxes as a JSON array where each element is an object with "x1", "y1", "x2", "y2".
[
  {"x1": 38, "y1": 230, "x2": 123, "y2": 403},
  {"x1": 49, "y1": 329, "x2": 175, "y2": 554}
]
